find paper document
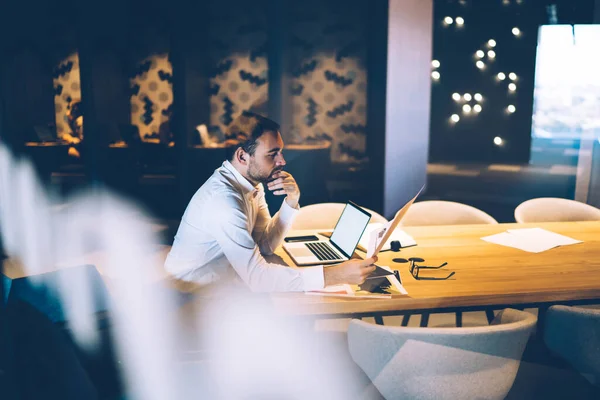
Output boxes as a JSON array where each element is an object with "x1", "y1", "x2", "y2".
[
  {"x1": 507, "y1": 228, "x2": 582, "y2": 246},
  {"x1": 306, "y1": 265, "x2": 407, "y2": 298},
  {"x1": 482, "y1": 228, "x2": 582, "y2": 253},
  {"x1": 359, "y1": 223, "x2": 417, "y2": 254}
]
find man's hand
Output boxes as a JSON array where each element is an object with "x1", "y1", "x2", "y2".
[
  {"x1": 267, "y1": 171, "x2": 300, "y2": 208},
  {"x1": 323, "y1": 256, "x2": 378, "y2": 287}
]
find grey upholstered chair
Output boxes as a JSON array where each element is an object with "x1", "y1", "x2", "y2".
[
  {"x1": 400, "y1": 200, "x2": 498, "y2": 227},
  {"x1": 291, "y1": 203, "x2": 387, "y2": 230},
  {"x1": 544, "y1": 305, "x2": 600, "y2": 386},
  {"x1": 514, "y1": 197, "x2": 600, "y2": 223},
  {"x1": 348, "y1": 308, "x2": 536, "y2": 400}
]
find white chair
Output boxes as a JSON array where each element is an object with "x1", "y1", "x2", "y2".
[
  {"x1": 397, "y1": 200, "x2": 497, "y2": 327},
  {"x1": 514, "y1": 197, "x2": 600, "y2": 223},
  {"x1": 348, "y1": 308, "x2": 537, "y2": 400},
  {"x1": 400, "y1": 200, "x2": 498, "y2": 227},
  {"x1": 544, "y1": 305, "x2": 600, "y2": 386},
  {"x1": 291, "y1": 203, "x2": 387, "y2": 230}
]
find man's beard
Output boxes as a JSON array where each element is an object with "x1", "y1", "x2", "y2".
[{"x1": 248, "y1": 161, "x2": 281, "y2": 184}]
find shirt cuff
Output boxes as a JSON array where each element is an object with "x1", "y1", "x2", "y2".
[
  {"x1": 278, "y1": 199, "x2": 300, "y2": 226},
  {"x1": 300, "y1": 265, "x2": 325, "y2": 291}
]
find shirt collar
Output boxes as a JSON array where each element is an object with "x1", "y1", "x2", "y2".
[{"x1": 222, "y1": 160, "x2": 263, "y2": 200}]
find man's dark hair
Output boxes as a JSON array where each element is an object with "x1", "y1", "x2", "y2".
[{"x1": 226, "y1": 111, "x2": 280, "y2": 161}]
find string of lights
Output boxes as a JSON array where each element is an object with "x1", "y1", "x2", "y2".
[{"x1": 430, "y1": 0, "x2": 596, "y2": 163}]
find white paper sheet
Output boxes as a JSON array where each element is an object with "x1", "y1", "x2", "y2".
[
  {"x1": 507, "y1": 228, "x2": 583, "y2": 246},
  {"x1": 482, "y1": 228, "x2": 583, "y2": 253}
]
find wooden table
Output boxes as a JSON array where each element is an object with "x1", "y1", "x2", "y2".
[{"x1": 271, "y1": 221, "x2": 600, "y2": 320}]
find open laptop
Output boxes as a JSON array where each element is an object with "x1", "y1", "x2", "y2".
[{"x1": 283, "y1": 201, "x2": 371, "y2": 266}]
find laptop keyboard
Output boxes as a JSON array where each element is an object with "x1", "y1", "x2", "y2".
[{"x1": 305, "y1": 242, "x2": 342, "y2": 261}]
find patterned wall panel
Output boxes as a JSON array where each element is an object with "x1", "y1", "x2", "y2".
[
  {"x1": 288, "y1": 0, "x2": 368, "y2": 163},
  {"x1": 53, "y1": 52, "x2": 82, "y2": 139},
  {"x1": 207, "y1": 0, "x2": 269, "y2": 142},
  {"x1": 129, "y1": 53, "x2": 173, "y2": 141}
]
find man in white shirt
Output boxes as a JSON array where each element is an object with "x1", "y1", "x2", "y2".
[{"x1": 165, "y1": 112, "x2": 377, "y2": 292}]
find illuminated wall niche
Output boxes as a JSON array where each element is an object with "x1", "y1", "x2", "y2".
[
  {"x1": 53, "y1": 52, "x2": 82, "y2": 141},
  {"x1": 205, "y1": 1, "x2": 269, "y2": 143},
  {"x1": 129, "y1": 54, "x2": 174, "y2": 143},
  {"x1": 288, "y1": 0, "x2": 368, "y2": 163}
]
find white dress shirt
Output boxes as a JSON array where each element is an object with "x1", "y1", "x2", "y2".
[{"x1": 164, "y1": 161, "x2": 325, "y2": 292}]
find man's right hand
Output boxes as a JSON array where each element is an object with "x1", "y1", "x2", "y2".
[{"x1": 323, "y1": 256, "x2": 378, "y2": 287}]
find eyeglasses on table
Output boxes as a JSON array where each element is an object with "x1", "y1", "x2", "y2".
[{"x1": 392, "y1": 257, "x2": 455, "y2": 280}]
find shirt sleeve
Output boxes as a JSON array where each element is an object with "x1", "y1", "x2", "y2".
[
  {"x1": 207, "y1": 194, "x2": 323, "y2": 292},
  {"x1": 252, "y1": 193, "x2": 298, "y2": 256}
]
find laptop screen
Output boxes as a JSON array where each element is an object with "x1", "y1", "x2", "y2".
[{"x1": 330, "y1": 202, "x2": 371, "y2": 257}]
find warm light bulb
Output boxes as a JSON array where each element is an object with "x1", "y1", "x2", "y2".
[
  {"x1": 497, "y1": 72, "x2": 506, "y2": 80},
  {"x1": 463, "y1": 104, "x2": 472, "y2": 113},
  {"x1": 474, "y1": 104, "x2": 482, "y2": 113},
  {"x1": 444, "y1": 16, "x2": 453, "y2": 24},
  {"x1": 488, "y1": 39, "x2": 497, "y2": 47},
  {"x1": 494, "y1": 136, "x2": 503, "y2": 146},
  {"x1": 463, "y1": 93, "x2": 472, "y2": 101},
  {"x1": 508, "y1": 105, "x2": 516, "y2": 113},
  {"x1": 474, "y1": 93, "x2": 483, "y2": 102},
  {"x1": 431, "y1": 71, "x2": 440, "y2": 80},
  {"x1": 476, "y1": 50, "x2": 485, "y2": 58},
  {"x1": 488, "y1": 50, "x2": 496, "y2": 59},
  {"x1": 451, "y1": 114, "x2": 460, "y2": 122},
  {"x1": 456, "y1": 17, "x2": 464, "y2": 26},
  {"x1": 512, "y1": 27, "x2": 521, "y2": 36},
  {"x1": 432, "y1": 60, "x2": 440, "y2": 68},
  {"x1": 509, "y1": 72, "x2": 517, "y2": 80},
  {"x1": 508, "y1": 83, "x2": 517, "y2": 91},
  {"x1": 452, "y1": 93, "x2": 461, "y2": 101},
  {"x1": 476, "y1": 61, "x2": 485, "y2": 69}
]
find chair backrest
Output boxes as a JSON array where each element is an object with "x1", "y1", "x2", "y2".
[
  {"x1": 514, "y1": 198, "x2": 600, "y2": 223},
  {"x1": 544, "y1": 305, "x2": 600, "y2": 386},
  {"x1": 399, "y1": 200, "x2": 498, "y2": 227},
  {"x1": 292, "y1": 203, "x2": 388, "y2": 230},
  {"x1": 348, "y1": 308, "x2": 536, "y2": 400}
]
